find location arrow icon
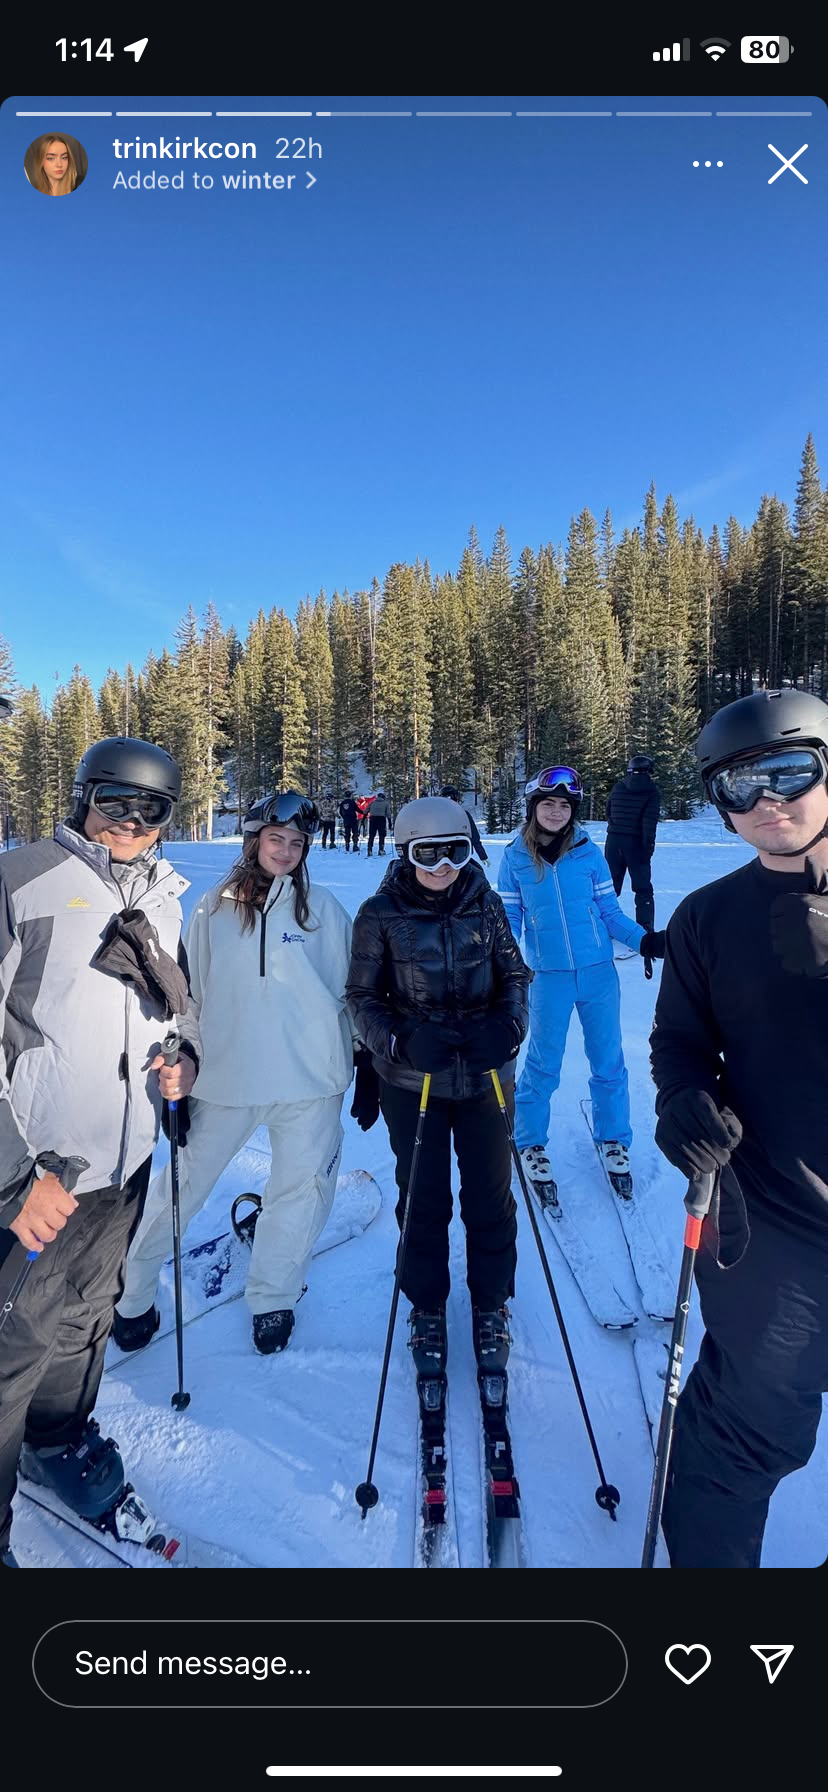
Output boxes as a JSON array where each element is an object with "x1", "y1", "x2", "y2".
[
  {"x1": 124, "y1": 38, "x2": 149, "y2": 62},
  {"x1": 750, "y1": 1645, "x2": 794, "y2": 1685}
]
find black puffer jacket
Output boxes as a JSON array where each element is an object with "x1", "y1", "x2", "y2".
[
  {"x1": 346, "y1": 858, "x2": 531, "y2": 1098},
  {"x1": 606, "y1": 773, "x2": 660, "y2": 854}
]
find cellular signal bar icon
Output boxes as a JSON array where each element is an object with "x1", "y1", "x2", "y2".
[{"x1": 654, "y1": 39, "x2": 691, "y2": 60}]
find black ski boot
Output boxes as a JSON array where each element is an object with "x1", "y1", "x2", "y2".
[
  {"x1": 1, "y1": 1545, "x2": 19, "y2": 1567},
  {"x1": 19, "y1": 1418, "x2": 125, "y2": 1523},
  {"x1": 408, "y1": 1307, "x2": 447, "y2": 1376},
  {"x1": 472, "y1": 1307, "x2": 511, "y2": 1373},
  {"x1": 253, "y1": 1309, "x2": 295, "y2": 1354},
  {"x1": 111, "y1": 1305, "x2": 160, "y2": 1353}
]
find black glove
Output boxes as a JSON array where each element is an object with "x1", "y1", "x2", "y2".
[
  {"x1": 655, "y1": 1088, "x2": 743, "y2": 1178},
  {"x1": 457, "y1": 1016, "x2": 518, "y2": 1071},
  {"x1": 350, "y1": 1051, "x2": 381, "y2": 1131},
  {"x1": 394, "y1": 1020, "x2": 463, "y2": 1073},
  {"x1": 769, "y1": 855, "x2": 828, "y2": 978},
  {"x1": 639, "y1": 930, "x2": 665, "y2": 959}
]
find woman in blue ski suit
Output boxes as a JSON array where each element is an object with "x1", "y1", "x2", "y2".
[{"x1": 498, "y1": 765, "x2": 664, "y2": 1195}]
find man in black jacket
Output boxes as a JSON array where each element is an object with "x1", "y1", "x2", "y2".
[
  {"x1": 605, "y1": 754, "x2": 660, "y2": 930},
  {"x1": 650, "y1": 689, "x2": 828, "y2": 1568},
  {"x1": 338, "y1": 790, "x2": 360, "y2": 853}
]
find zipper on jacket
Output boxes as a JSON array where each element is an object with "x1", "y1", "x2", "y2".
[
  {"x1": 552, "y1": 866, "x2": 575, "y2": 970},
  {"x1": 260, "y1": 880, "x2": 285, "y2": 978}
]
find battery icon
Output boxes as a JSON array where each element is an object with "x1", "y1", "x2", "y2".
[{"x1": 740, "y1": 35, "x2": 794, "y2": 62}]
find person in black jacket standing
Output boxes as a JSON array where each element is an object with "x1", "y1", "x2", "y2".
[
  {"x1": 338, "y1": 789, "x2": 360, "y2": 853},
  {"x1": 650, "y1": 689, "x2": 828, "y2": 1568},
  {"x1": 346, "y1": 795, "x2": 530, "y2": 1377},
  {"x1": 605, "y1": 754, "x2": 660, "y2": 930}
]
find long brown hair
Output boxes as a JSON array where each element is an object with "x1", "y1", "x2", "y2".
[
  {"x1": 33, "y1": 135, "x2": 79, "y2": 196},
  {"x1": 521, "y1": 800, "x2": 577, "y2": 877},
  {"x1": 211, "y1": 833, "x2": 316, "y2": 933}
]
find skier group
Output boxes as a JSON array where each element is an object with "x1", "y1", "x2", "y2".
[{"x1": 0, "y1": 686, "x2": 826, "y2": 1570}]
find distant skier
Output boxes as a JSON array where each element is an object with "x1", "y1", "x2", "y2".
[
  {"x1": 114, "y1": 791, "x2": 359, "y2": 1358},
  {"x1": 0, "y1": 737, "x2": 198, "y2": 1567},
  {"x1": 318, "y1": 791, "x2": 338, "y2": 849},
  {"x1": 367, "y1": 791, "x2": 391, "y2": 856},
  {"x1": 440, "y1": 785, "x2": 488, "y2": 863},
  {"x1": 498, "y1": 765, "x2": 664, "y2": 1208},
  {"x1": 339, "y1": 789, "x2": 360, "y2": 853},
  {"x1": 355, "y1": 793, "x2": 375, "y2": 841},
  {"x1": 651, "y1": 689, "x2": 828, "y2": 1569},
  {"x1": 605, "y1": 754, "x2": 660, "y2": 931},
  {"x1": 346, "y1": 795, "x2": 530, "y2": 1383}
]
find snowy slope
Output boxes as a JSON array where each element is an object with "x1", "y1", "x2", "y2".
[{"x1": 13, "y1": 816, "x2": 826, "y2": 1568}]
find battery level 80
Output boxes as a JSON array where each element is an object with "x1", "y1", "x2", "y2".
[{"x1": 741, "y1": 35, "x2": 794, "y2": 61}]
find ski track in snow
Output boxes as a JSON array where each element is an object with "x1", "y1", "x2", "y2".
[{"x1": 14, "y1": 816, "x2": 827, "y2": 1569}]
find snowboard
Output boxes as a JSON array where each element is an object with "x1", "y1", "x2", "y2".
[{"x1": 106, "y1": 1169, "x2": 382, "y2": 1361}]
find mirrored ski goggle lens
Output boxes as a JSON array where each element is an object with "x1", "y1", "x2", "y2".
[
  {"x1": 529, "y1": 766, "x2": 581, "y2": 797},
  {"x1": 709, "y1": 749, "x2": 823, "y2": 812},
  {"x1": 408, "y1": 837, "x2": 472, "y2": 868},
  {"x1": 91, "y1": 784, "x2": 173, "y2": 826}
]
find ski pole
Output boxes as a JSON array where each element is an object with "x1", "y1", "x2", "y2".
[
  {"x1": 0, "y1": 1153, "x2": 89, "y2": 1336},
  {"x1": 489, "y1": 1069, "x2": 621, "y2": 1521},
  {"x1": 641, "y1": 1168, "x2": 716, "y2": 1568},
  {"x1": 355, "y1": 1072, "x2": 432, "y2": 1518},
  {"x1": 161, "y1": 1031, "x2": 191, "y2": 1413}
]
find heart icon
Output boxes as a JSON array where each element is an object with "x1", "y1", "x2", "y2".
[{"x1": 665, "y1": 1644, "x2": 712, "y2": 1685}]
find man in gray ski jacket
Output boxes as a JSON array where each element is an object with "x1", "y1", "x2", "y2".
[{"x1": 0, "y1": 737, "x2": 200, "y2": 1567}]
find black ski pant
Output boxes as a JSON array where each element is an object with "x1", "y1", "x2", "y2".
[
  {"x1": 342, "y1": 821, "x2": 359, "y2": 850},
  {"x1": 662, "y1": 1210, "x2": 828, "y2": 1568},
  {"x1": 320, "y1": 820, "x2": 336, "y2": 848},
  {"x1": 604, "y1": 834, "x2": 654, "y2": 929},
  {"x1": 379, "y1": 1079, "x2": 517, "y2": 1311},
  {"x1": 367, "y1": 817, "x2": 387, "y2": 854},
  {"x1": 0, "y1": 1156, "x2": 152, "y2": 1550}
]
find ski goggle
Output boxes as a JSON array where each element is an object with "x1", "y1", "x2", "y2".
[
  {"x1": 525, "y1": 765, "x2": 583, "y2": 801},
  {"x1": 407, "y1": 835, "x2": 473, "y2": 870},
  {"x1": 88, "y1": 783, "x2": 174, "y2": 827},
  {"x1": 244, "y1": 792, "x2": 319, "y2": 835},
  {"x1": 707, "y1": 747, "x2": 826, "y2": 814}
]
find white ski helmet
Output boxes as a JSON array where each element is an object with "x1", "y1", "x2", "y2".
[{"x1": 394, "y1": 795, "x2": 471, "y2": 851}]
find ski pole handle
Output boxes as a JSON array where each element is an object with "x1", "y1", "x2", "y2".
[
  {"x1": 161, "y1": 1031, "x2": 180, "y2": 1109},
  {"x1": 683, "y1": 1169, "x2": 716, "y2": 1230}
]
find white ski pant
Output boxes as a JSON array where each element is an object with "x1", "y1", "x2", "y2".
[{"x1": 117, "y1": 1095, "x2": 344, "y2": 1319}]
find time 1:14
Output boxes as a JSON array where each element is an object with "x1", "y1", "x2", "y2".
[{"x1": 56, "y1": 38, "x2": 114, "y2": 59}]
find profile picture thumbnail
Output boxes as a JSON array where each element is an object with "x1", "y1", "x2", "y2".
[{"x1": 24, "y1": 132, "x2": 88, "y2": 197}]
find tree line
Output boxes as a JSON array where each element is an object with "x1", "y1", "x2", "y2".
[{"x1": 2, "y1": 435, "x2": 827, "y2": 842}]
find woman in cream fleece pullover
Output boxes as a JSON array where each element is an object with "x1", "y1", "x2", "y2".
[{"x1": 114, "y1": 792, "x2": 356, "y2": 1356}]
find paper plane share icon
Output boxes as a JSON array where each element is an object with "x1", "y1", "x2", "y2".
[{"x1": 750, "y1": 1645, "x2": 794, "y2": 1684}]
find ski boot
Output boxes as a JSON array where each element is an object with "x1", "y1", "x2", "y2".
[
  {"x1": 19, "y1": 1417, "x2": 126, "y2": 1524},
  {"x1": 253, "y1": 1309, "x2": 295, "y2": 1354},
  {"x1": 597, "y1": 1140, "x2": 633, "y2": 1200},
  {"x1": 408, "y1": 1307, "x2": 447, "y2": 1413},
  {"x1": 1, "y1": 1545, "x2": 19, "y2": 1567},
  {"x1": 111, "y1": 1304, "x2": 160, "y2": 1353},
  {"x1": 519, "y1": 1144, "x2": 560, "y2": 1215},
  {"x1": 473, "y1": 1307, "x2": 511, "y2": 1417}
]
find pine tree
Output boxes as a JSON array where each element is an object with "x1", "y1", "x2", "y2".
[
  {"x1": 11, "y1": 687, "x2": 52, "y2": 840},
  {"x1": 200, "y1": 602, "x2": 230, "y2": 838},
  {"x1": 375, "y1": 563, "x2": 432, "y2": 801},
  {"x1": 296, "y1": 591, "x2": 334, "y2": 793},
  {"x1": 791, "y1": 435, "x2": 828, "y2": 691},
  {"x1": 329, "y1": 591, "x2": 361, "y2": 789}
]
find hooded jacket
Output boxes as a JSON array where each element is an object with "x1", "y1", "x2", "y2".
[
  {"x1": 0, "y1": 823, "x2": 198, "y2": 1221},
  {"x1": 346, "y1": 857, "x2": 530, "y2": 1098},
  {"x1": 498, "y1": 826, "x2": 644, "y2": 972},
  {"x1": 606, "y1": 772, "x2": 660, "y2": 854}
]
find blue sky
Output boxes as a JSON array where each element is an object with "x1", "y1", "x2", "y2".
[{"x1": 1, "y1": 93, "x2": 825, "y2": 692}]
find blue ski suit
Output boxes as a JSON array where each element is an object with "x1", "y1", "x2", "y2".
[{"x1": 498, "y1": 827, "x2": 645, "y2": 1149}]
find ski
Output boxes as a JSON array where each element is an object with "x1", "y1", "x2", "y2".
[
  {"x1": 17, "y1": 1478, "x2": 250, "y2": 1569},
  {"x1": 631, "y1": 1333, "x2": 671, "y2": 1445},
  {"x1": 414, "y1": 1373, "x2": 457, "y2": 1567},
  {"x1": 477, "y1": 1371, "x2": 524, "y2": 1568},
  {"x1": 579, "y1": 1100, "x2": 675, "y2": 1322},
  {"x1": 107, "y1": 1169, "x2": 382, "y2": 1364},
  {"x1": 522, "y1": 1174, "x2": 638, "y2": 1330}
]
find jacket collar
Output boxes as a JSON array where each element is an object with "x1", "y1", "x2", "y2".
[{"x1": 54, "y1": 821, "x2": 186, "y2": 899}]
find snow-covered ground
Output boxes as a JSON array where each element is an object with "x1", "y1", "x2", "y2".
[{"x1": 14, "y1": 814, "x2": 827, "y2": 1568}]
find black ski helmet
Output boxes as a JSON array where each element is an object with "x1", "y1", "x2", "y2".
[
  {"x1": 243, "y1": 791, "x2": 319, "y2": 839},
  {"x1": 628, "y1": 754, "x2": 654, "y2": 774},
  {"x1": 71, "y1": 737, "x2": 181, "y2": 829},
  {"x1": 696, "y1": 689, "x2": 828, "y2": 850}
]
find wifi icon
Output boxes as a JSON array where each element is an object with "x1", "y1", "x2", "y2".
[{"x1": 700, "y1": 37, "x2": 731, "y2": 60}]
